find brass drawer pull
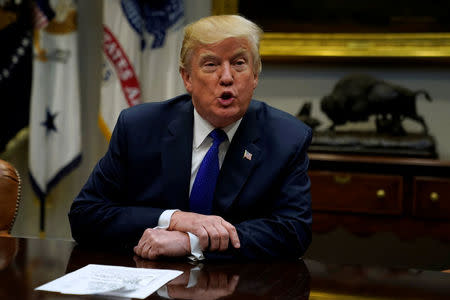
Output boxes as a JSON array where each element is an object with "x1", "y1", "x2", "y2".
[
  {"x1": 334, "y1": 175, "x2": 351, "y2": 184},
  {"x1": 430, "y1": 192, "x2": 440, "y2": 203},
  {"x1": 376, "y1": 189, "x2": 386, "y2": 199}
]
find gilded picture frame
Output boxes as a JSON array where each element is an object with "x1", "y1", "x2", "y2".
[{"x1": 212, "y1": 0, "x2": 450, "y2": 61}]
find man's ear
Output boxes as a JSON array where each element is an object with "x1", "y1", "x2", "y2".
[
  {"x1": 252, "y1": 72, "x2": 259, "y2": 90},
  {"x1": 180, "y1": 67, "x2": 193, "y2": 94}
]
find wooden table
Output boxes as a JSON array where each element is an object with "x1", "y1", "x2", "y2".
[{"x1": 1, "y1": 236, "x2": 450, "y2": 299}]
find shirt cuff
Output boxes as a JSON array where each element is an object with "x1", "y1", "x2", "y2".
[
  {"x1": 187, "y1": 232, "x2": 205, "y2": 261},
  {"x1": 155, "y1": 209, "x2": 179, "y2": 229},
  {"x1": 156, "y1": 210, "x2": 204, "y2": 260}
]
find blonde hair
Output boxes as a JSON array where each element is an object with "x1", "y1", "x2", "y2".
[{"x1": 180, "y1": 15, "x2": 263, "y2": 74}]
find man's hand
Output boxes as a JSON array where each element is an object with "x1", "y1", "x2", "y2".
[
  {"x1": 134, "y1": 228, "x2": 190, "y2": 259},
  {"x1": 168, "y1": 211, "x2": 240, "y2": 251}
]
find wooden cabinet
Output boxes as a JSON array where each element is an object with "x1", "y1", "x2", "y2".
[
  {"x1": 310, "y1": 171, "x2": 403, "y2": 215},
  {"x1": 413, "y1": 177, "x2": 450, "y2": 219},
  {"x1": 308, "y1": 153, "x2": 450, "y2": 241}
]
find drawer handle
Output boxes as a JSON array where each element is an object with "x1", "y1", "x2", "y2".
[
  {"x1": 334, "y1": 175, "x2": 351, "y2": 184},
  {"x1": 430, "y1": 192, "x2": 440, "y2": 203},
  {"x1": 376, "y1": 189, "x2": 386, "y2": 199}
]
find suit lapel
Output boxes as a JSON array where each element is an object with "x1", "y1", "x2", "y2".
[
  {"x1": 161, "y1": 101, "x2": 194, "y2": 210},
  {"x1": 214, "y1": 104, "x2": 261, "y2": 213}
]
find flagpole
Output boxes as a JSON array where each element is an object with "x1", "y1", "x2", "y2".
[{"x1": 39, "y1": 197, "x2": 45, "y2": 238}]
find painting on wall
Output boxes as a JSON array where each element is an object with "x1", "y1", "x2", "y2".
[{"x1": 213, "y1": 0, "x2": 450, "y2": 61}]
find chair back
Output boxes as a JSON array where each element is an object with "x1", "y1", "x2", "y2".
[{"x1": 0, "y1": 159, "x2": 20, "y2": 235}]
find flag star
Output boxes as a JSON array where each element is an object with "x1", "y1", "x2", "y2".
[{"x1": 41, "y1": 107, "x2": 58, "y2": 134}]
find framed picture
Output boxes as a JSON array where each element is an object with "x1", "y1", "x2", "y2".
[{"x1": 212, "y1": 0, "x2": 450, "y2": 61}]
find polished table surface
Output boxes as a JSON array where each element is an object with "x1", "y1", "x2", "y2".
[{"x1": 1, "y1": 236, "x2": 450, "y2": 299}]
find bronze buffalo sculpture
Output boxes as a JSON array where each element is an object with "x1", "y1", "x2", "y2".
[{"x1": 321, "y1": 74, "x2": 432, "y2": 136}]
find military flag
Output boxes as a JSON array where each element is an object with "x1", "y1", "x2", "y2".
[{"x1": 29, "y1": 0, "x2": 82, "y2": 232}]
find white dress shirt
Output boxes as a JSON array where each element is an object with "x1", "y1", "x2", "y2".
[{"x1": 156, "y1": 108, "x2": 241, "y2": 260}]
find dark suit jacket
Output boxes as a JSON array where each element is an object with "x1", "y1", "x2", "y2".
[{"x1": 69, "y1": 94, "x2": 313, "y2": 260}]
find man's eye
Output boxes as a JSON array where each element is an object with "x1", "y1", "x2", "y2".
[
  {"x1": 233, "y1": 59, "x2": 247, "y2": 70},
  {"x1": 202, "y1": 62, "x2": 217, "y2": 71}
]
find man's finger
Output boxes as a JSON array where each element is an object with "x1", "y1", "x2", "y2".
[
  {"x1": 134, "y1": 244, "x2": 143, "y2": 257},
  {"x1": 142, "y1": 242, "x2": 152, "y2": 259},
  {"x1": 222, "y1": 221, "x2": 240, "y2": 248},
  {"x1": 206, "y1": 226, "x2": 221, "y2": 251},
  {"x1": 194, "y1": 226, "x2": 209, "y2": 250},
  {"x1": 214, "y1": 224, "x2": 230, "y2": 251}
]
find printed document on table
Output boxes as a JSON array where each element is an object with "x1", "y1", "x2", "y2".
[{"x1": 35, "y1": 264, "x2": 183, "y2": 299}]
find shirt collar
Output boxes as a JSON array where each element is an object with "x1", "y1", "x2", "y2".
[{"x1": 193, "y1": 108, "x2": 242, "y2": 149}]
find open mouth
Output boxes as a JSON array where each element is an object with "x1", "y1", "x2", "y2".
[
  {"x1": 217, "y1": 92, "x2": 235, "y2": 106},
  {"x1": 220, "y1": 92, "x2": 234, "y2": 100}
]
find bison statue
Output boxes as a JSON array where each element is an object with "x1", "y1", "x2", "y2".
[{"x1": 321, "y1": 74, "x2": 432, "y2": 136}]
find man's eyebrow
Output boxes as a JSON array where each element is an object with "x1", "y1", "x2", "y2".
[
  {"x1": 197, "y1": 48, "x2": 250, "y2": 64},
  {"x1": 231, "y1": 48, "x2": 250, "y2": 60},
  {"x1": 198, "y1": 53, "x2": 218, "y2": 62}
]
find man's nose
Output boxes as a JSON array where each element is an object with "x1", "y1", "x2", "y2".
[{"x1": 219, "y1": 63, "x2": 233, "y2": 86}]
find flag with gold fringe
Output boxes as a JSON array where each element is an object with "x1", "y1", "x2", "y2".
[{"x1": 29, "y1": 0, "x2": 81, "y2": 232}]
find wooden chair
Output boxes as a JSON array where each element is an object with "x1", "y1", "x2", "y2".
[{"x1": 0, "y1": 159, "x2": 21, "y2": 236}]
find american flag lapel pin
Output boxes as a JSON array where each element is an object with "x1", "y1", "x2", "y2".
[{"x1": 243, "y1": 149, "x2": 252, "y2": 161}]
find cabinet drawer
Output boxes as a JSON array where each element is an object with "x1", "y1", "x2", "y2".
[
  {"x1": 309, "y1": 171, "x2": 403, "y2": 215},
  {"x1": 413, "y1": 177, "x2": 450, "y2": 219}
]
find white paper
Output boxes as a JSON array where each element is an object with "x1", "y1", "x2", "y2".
[{"x1": 35, "y1": 264, "x2": 183, "y2": 299}]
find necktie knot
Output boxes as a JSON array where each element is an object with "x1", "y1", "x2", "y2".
[{"x1": 209, "y1": 128, "x2": 227, "y2": 147}]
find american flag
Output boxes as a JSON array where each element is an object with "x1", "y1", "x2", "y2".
[{"x1": 243, "y1": 149, "x2": 252, "y2": 161}]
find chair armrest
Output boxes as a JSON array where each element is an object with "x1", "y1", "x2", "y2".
[{"x1": 0, "y1": 160, "x2": 21, "y2": 234}]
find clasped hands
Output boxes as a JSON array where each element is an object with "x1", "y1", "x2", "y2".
[{"x1": 134, "y1": 211, "x2": 240, "y2": 259}]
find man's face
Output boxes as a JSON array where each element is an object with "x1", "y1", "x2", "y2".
[{"x1": 180, "y1": 37, "x2": 259, "y2": 128}]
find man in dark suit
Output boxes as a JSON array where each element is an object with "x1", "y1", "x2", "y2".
[{"x1": 69, "y1": 15, "x2": 312, "y2": 260}]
